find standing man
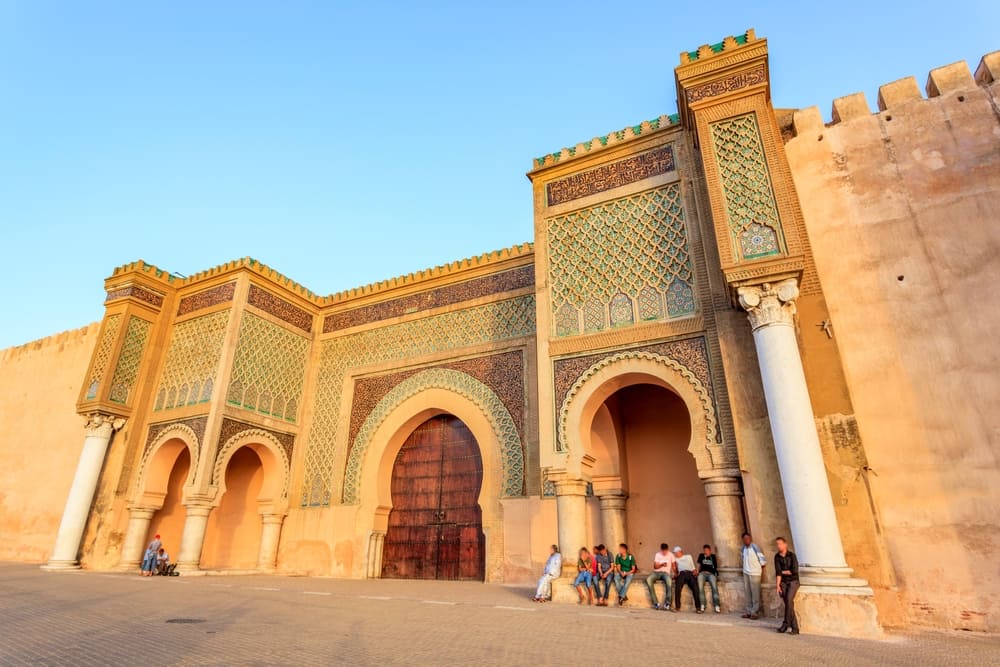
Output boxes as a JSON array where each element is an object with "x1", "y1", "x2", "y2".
[
  {"x1": 740, "y1": 532, "x2": 767, "y2": 619},
  {"x1": 645, "y1": 543, "x2": 675, "y2": 610},
  {"x1": 613, "y1": 543, "x2": 637, "y2": 606},
  {"x1": 697, "y1": 544, "x2": 721, "y2": 613},
  {"x1": 774, "y1": 537, "x2": 800, "y2": 634},
  {"x1": 671, "y1": 546, "x2": 699, "y2": 612},
  {"x1": 594, "y1": 545, "x2": 614, "y2": 606},
  {"x1": 533, "y1": 544, "x2": 562, "y2": 602}
]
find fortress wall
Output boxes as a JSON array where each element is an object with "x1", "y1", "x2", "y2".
[
  {"x1": 785, "y1": 53, "x2": 1000, "y2": 631},
  {"x1": 0, "y1": 324, "x2": 100, "y2": 562}
]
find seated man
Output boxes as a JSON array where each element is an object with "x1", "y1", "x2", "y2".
[
  {"x1": 533, "y1": 544, "x2": 562, "y2": 602},
  {"x1": 155, "y1": 547, "x2": 170, "y2": 575},
  {"x1": 645, "y1": 543, "x2": 675, "y2": 610},
  {"x1": 671, "y1": 546, "x2": 699, "y2": 612},
  {"x1": 613, "y1": 543, "x2": 637, "y2": 606}
]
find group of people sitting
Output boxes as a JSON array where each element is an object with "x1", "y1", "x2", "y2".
[
  {"x1": 532, "y1": 532, "x2": 801, "y2": 635},
  {"x1": 139, "y1": 533, "x2": 174, "y2": 576}
]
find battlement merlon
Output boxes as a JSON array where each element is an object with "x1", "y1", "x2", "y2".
[
  {"x1": 789, "y1": 51, "x2": 1000, "y2": 136},
  {"x1": 674, "y1": 29, "x2": 770, "y2": 133}
]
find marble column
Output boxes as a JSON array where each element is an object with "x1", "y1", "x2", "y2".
[
  {"x1": 118, "y1": 506, "x2": 157, "y2": 571},
  {"x1": 701, "y1": 474, "x2": 745, "y2": 579},
  {"x1": 257, "y1": 513, "x2": 286, "y2": 571},
  {"x1": 43, "y1": 413, "x2": 126, "y2": 570},
  {"x1": 596, "y1": 492, "x2": 627, "y2": 549},
  {"x1": 737, "y1": 279, "x2": 861, "y2": 584},
  {"x1": 176, "y1": 503, "x2": 213, "y2": 571},
  {"x1": 553, "y1": 478, "x2": 588, "y2": 557}
]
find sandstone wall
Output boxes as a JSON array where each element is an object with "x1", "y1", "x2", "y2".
[
  {"x1": 0, "y1": 324, "x2": 99, "y2": 562},
  {"x1": 785, "y1": 54, "x2": 1000, "y2": 632}
]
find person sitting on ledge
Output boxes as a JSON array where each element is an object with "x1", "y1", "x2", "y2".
[
  {"x1": 645, "y1": 543, "x2": 675, "y2": 610},
  {"x1": 533, "y1": 544, "x2": 562, "y2": 602},
  {"x1": 613, "y1": 543, "x2": 637, "y2": 606},
  {"x1": 574, "y1": 547, "x2": 595, "y2": 605},
  {"x1": 671, "y1": 546, "x2": 699, "y2": 612},
  {"x1": 594, "y1": 544, "x2": 614, "y2": 606}
]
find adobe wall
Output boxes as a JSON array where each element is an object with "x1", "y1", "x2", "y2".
[
  {"x1": 0, "y1": 324, "x2": 100, "y2": 562},
  {"x1": 784, "y1": 53, "x2": 1000, "y2": 632}
]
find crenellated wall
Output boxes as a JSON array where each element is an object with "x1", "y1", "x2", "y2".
[
  {"x1": 0, "y1": 324, "x2": 101, "y2": 561},
  {"x1": 784, "y1": 51, "x2": 1000, "y2": 632}
]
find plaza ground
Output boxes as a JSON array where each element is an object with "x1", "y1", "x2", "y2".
[{"x1": 0, "y1": 563, "x2": 996, "y2": 666}]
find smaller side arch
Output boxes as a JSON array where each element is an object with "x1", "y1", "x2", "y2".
[
  {"x1": 132, "y1": 423, "x2": 200, "y2": 508},
  {"x1": 212, "y1": 428, "x2": 291, "y2": 508}
]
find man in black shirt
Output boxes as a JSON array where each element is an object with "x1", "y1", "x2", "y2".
[
  {"x1": 696, "y1": 544, "x2": 721, "y2": 613},
  {"x1": 773, "y1": 537, "x2": 800, "y2": 635}
]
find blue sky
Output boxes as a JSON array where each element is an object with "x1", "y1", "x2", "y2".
[{"x1": 1, "y1": 1, "x2": 996, "y2": 347}]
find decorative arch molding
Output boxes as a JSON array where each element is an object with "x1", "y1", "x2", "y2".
[
  {"x1": 558, "y1": 350, "x2": 722, "y2": 473},
  {"x1": 212, "y1": 428, "x2": 292, "y2": 502},
  {"x1": 132, "y1": 422, "x2": 200, "y2": 507},
  {"x1": 344, "y1": 368, "x2": 524, "y2": 504}
]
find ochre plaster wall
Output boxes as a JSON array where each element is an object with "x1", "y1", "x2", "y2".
[
  {"x1": 201, "y1": 447, "x2": 264, "y2": 570},
  {"x1": 0, "y1": 324, "x2": 100, "y2": 562},
  {"x1": 613, "y1": 385, "x2": 712, "y2": 558},
  {"x1": 785, "y1": 73, "x2": 1000, "y2": 631},
  {"x1": 147, "y1": 448, "x2": 191, "y2": 559}
]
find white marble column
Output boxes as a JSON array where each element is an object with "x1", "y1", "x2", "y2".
[
  {"x1": 176, "y1": 503, "x2": 213, "y2": 571},
  {"x1": 43, "y1": 413, "x2": 126, "y2": 570},
  {"x1": 553, "y1": 478, "x2": 588, "y2": 556},
  {"x1": 738, "y1": 279, "x2": 861, "y2": 584},
  {"x1": 597, "y1": 492, "x2": 627, "y2": 550},
  {"x1": 256, "y1": 513, "x2": 286, "y2": 571},
  {"x1": 702, "y1": 474, "x2": 745, "y2": 579},
  {"x1": 366, "y1": 531, "x2": 386, "y2": 579},
  {"x1": 118, "y1": 506, "x2": 157, "y2": 571}
]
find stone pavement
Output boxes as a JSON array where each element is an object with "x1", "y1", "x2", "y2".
[{"x1": 0, "y1": 563, "x2": 996, "y2": 667}]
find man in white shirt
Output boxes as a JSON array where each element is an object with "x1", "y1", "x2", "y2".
[
  {"x1": 740, "y1": 532, "x2": 767, "y2": 619},
  {"x1": 671, "y1": 546, "x2": 699, "y2": 612},
  {"x1": 644, "y1": 543, "x2": 675, "y2": 610},
  {"x1": 533, "y1": 544, "x2": 562, "y2": 602}
]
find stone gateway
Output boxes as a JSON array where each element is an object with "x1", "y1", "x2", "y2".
[{"x1": 2, "y1": 31, "x2": 999, "y2": 639}]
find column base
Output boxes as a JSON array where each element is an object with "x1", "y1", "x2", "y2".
[
  {"x1": 116, "y1": 561, "x2": 141, "y2": 573},
  {"x1": 796, "y1": 584, "x2": 882, "y2": 639},
  {"x1": 800, "y1": 565, "x2": 870, "y2": 588},
  {"x1": 41, "y1": 561, "x2": 81, "y2": 571}
]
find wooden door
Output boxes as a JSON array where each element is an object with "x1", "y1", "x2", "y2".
[{"x1": 382, "y1": 415, "x2": 485, "y2": 581}]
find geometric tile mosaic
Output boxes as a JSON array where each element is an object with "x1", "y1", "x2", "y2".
[
  {"x1": 301, "y1": 295, "x2": 536, "y2": 507},
  {"x1": 108, "y1": 316, "x2": 152, "y2": 405},
  {"x1": 153, "y1": 310, "x2": 230, "y2": 411},
  {"x1": 709, "y1": 112, "x2": 784, "y2": 261},
  {"x1": 547, "y1": 184, "x2": 695, "y2": 337},
  {"x1": 85, "y1": 313, "x2": 122, "y2": 400},
  {"x1": 226, "y1": 312, "x2": 310, "y2": 422}
]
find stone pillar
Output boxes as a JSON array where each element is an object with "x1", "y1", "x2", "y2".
[
  {"x1": 702, "y1": 474, "x2": 745, "y2": 577},
  {"x1": 257, "y1": 513, "x2": 286, "y2": 572},
  {"x1": 176, "y1": 503, "x2": 213, "y2": 571},
  {"x1": 366, "y1": 531, "x2": 386, "y2": 579},
  {"x1": 553, "y1": 478, "x2": 588, "y2": 556},
  {"x1": 43, "y1": 413, "x2": 126, "y2": 570},
  {"x1": 118, "y1": 506, "x2": 156, "y2": 571},
  {"x1": 737, "y1": 280, "x2": 862, "y2": 583},
  {"x1": 596, "y1": 492, "x2": 627, "y2": 550}
]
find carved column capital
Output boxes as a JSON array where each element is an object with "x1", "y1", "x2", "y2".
[
  {"x1": 737, "y1": 278, "x2": 799, "y2": 331},
  {"x1": 83, "y1": 412, "x2": 127, "y2": 439}
]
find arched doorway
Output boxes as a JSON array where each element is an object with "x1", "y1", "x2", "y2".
[
  {"x1": 200, "y1": 447, "x2": 264, "y2": 570},
  {"x1": 146, "y1": 446, "x2": 190, "y2": 557},
  {"x1": 590, "y1": 384, "x2": 713, "y2": 555},
  {"x1": 381, "y1": 415, "x2": 485, "y2": 581}
]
